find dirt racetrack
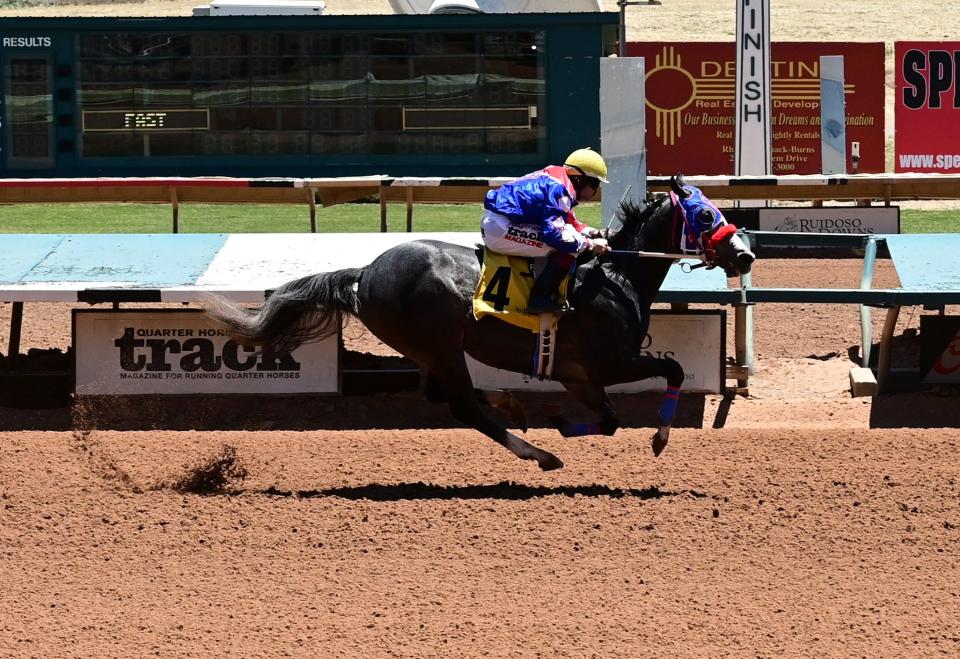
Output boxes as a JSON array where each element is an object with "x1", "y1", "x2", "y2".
[{"x1": 3, "y1": 255, "x2": 960, "y2": 657}]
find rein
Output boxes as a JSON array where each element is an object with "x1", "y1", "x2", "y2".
[
  {"x1": 599, "y1": 179, "x2": 746, "y2": 279},
  {"x1": 607, "y1": 248, "x2": 706, "y2": 261},
  {"x1": 603, "y1": 188, "x2": 709, "y2": 269},
  {"x1": 606, "y1": 248, "x2": 709, "y2": 272}
]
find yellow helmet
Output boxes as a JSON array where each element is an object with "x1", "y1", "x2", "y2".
[{"x1": 564, "y1": 147, "x2": 609, "y2": 184}]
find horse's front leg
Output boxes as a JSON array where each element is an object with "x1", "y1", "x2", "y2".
[
  {"x1": 554, "y1": 355, "x2": 684, "y2": 455},
  {"x1": 549, "y1": 381, "x2": 620, "y2": 438},
  {"x1": 481, "y1": 389, "x2": 528, "y2": 433},
  {"x1": 626, "y1": 354, "x2": 685, "y2": 457}
]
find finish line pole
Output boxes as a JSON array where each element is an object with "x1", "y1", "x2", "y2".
[{"x1": 617, "y1": 0, "x2": 660, "y2": 57}]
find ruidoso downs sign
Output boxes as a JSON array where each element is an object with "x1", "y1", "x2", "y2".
[
  {"x1": 759, "y1": 207, "x2": 900, "y2": 234},
  {"x1": 73, "y1": 309, "x2": 338, "y2": 395},
  {"x1": 467, "y1": 311, "x2": 726, "y2": 393}
]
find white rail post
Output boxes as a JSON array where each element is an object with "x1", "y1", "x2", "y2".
[
  {"x1": 820, "y1": 55, "x2": 847, "y2": 175},
  {"x1": 600, "y1": 57, "x2": 647, "y2": 230}
]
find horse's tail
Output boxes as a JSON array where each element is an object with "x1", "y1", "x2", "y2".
[{"x1": 206, "y1": 268, "x2": 363, "y2": 355}]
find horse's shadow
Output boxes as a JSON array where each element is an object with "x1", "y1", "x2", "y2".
[{"x1": 255, "y1": 481, "x2": 705, "y2": 502}]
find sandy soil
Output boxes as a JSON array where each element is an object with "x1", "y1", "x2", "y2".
[
  {"x1": 3, "y1": 2, "x2": 960, "y2": 656},
  {"x1": 5, "y1": 0, "x2": 959, "y2": 38},
  {"x1": 2, "y1": 425, "x2": 959, "y2": 658}
]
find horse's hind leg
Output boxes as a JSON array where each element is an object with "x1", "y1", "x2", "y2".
[
  {"x1": 548, "y1": 381, "x2": 620, "y2": 438},
  {"x1": 423, "y1": 372, "x2": 528, "y2": 432},
  {"x1": 428, "y1": 356, "x2": 563, "y2": 471}
]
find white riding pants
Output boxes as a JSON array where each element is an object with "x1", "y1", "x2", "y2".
[{"x1": 480, "y1": 209, "x2": 585, "y2": 257}]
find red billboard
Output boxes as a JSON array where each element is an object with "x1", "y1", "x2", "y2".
[
  {"x1": 626, "y1": 42, "x2": 885, "y2": 175},
  {"x1": 895, "y1": 41, "x2": 960, "y2": 173}
]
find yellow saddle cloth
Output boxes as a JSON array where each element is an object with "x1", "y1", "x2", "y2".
[{"x1": 472, "y1": 248, "x2": 572, "y2": 332}]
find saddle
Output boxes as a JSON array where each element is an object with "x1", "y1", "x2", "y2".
[{"x1": 472, "y1": 247, "x2": 574, "y2": 380}]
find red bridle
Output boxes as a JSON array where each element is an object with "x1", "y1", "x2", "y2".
[
  {"x1": 701, "y1": 223, "x2": 739, "y2": 266},
  {"x1": 670, "y1": 197, "x2": 739, "y2": 268}
]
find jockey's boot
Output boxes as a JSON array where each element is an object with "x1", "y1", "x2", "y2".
[{"x1": 526, "y1": 257, "x2": 571, "y2": 315}]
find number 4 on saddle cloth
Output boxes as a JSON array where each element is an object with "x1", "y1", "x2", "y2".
[
  {"x1": 472, "y1": 247, "x2": 574, "y2": 330},
  {"x1": 472, "y1": 247, "x2": 571, "y2": 379}
]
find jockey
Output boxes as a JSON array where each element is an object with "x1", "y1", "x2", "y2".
[{"x1": 480, "y1": 147, "x2": 611, "y2": 314}]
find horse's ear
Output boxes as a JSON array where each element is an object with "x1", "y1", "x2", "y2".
[{"x1": 670, "y1": 173, "x2": 692, "y2": 199}]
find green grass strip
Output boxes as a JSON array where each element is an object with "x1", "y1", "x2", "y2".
[{"x1": 0, "y1": 202, "x2": 956, "y2": 234}]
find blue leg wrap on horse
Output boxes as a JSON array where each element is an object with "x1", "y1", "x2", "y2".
[
  {"x1": 658, "y1": 385, "x2": 681, "y2": 426},
  {"x1": 566, "y1": 421, "x2": 603, "y2": 436}
]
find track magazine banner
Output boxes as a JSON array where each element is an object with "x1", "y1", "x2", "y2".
[
  {"x1": 73, "y1": 309, "x2": 339, "y2": 395},
  {"x1": 467, "y1": 311, "x2": 725, "y2": 393},
  {"x1": 626, "y1": 42, "x2": 885, "y2": 175},
  {"x1": 895, "y1": 41, "x2": 960, "y2": 173}
]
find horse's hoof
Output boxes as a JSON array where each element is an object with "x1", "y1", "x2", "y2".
[
  {"x1": 539, "y1": 453, "x2": 564, "y2": 471},
  {"x1": 651, "y1": 428, "x2": 670, "y2": 457}
]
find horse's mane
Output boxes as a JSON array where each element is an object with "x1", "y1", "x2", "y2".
[{"x1": 606, "y1": 194, "x2": 666, "y2": 249}]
